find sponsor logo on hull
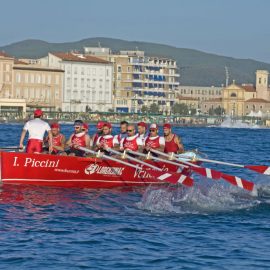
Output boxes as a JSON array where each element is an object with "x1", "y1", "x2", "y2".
[{"x1": 84, "y1": 164, "x2": 125, "y2": 176}]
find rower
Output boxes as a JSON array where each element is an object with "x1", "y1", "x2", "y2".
[
  {"x1": 19, "y1": 109, "x2": 53, "y2": 154},
  {"x1": 92, "y1": 121, "x2": 104, "y2": 147},
  {"x1": 82, "y1": 123, "x2": 89, "y2": 134},
  {"x1": 120, "y1": 124, "x2": 143, "y2": 153},
  {"x1": 96, "y1": 122, "x2": 118, "y2": 154},
  {"x1": 137, "y1": 122, "x2": 148, "y2": 143},
  {"x1": 114, "y1": 121, "x2": 128, "y2": 145},
  {"x1": 163, "y1": 123, "x2": 184, "y2": 154},
  {"x1": 65, "y1": 119, "x2": 91, "y2": 156},
  {"x1": 144, "y1": 123, "x2": 165, "y2": 156},
  {"x1": 43, "y1": 123, "x2": 66, "y2": 155}
]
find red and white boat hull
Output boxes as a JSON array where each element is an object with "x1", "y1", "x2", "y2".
[{"x1": 0, "y1": 152, "x2": 191, "y2": 189}]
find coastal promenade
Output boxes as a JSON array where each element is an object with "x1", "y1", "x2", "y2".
[{"x1": 0, "y1": 110, "x2": 266, "y2": 127}]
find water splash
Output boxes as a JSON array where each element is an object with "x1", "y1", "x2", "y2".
[
  {"x1": 220, "y1": 117, "x2": 262, "y2": 129},
  {"x1": 137, "y1": 179, "x2": 261, "y2": 215}
]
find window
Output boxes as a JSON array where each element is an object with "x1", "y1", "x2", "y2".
[
  {"x1": 117, "y1": 66, "x2": 122, "y2": 72},
  {"x1": 81, "y1": 67, "x2": 84, "y2": 75},
  {"x1": 81, "y1": 78, "x2": 84, "y2": 88},
  {"x1": 74, "y1": 78, "x2": 77, "y2": 87},
  {"x1": 16, "y1": 73, "x2": 21, "y2": 83},
  {"x1": 259, "y1": 78, "x2": 261, "y2": 84},
  {"x1": 67, "y1": 77, "x2": 71, "y2": 87},
  {"x1": 74, "y1": 67, "x2": 78, "y2": 74},
  {"x1": 230, "y1": 93, "x2": 237, "y2": 97}
]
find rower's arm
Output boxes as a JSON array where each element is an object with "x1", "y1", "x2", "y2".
[
  {"x1": 48, "y1": 130, "x2": 53, "y2": 152},
  {"x1": 19, "y1": 129, "x2": 27, "y2": 148},
  {"x1": 53, "y1": 135, "x2": 66, "y2": 151},
  {"x1": 175, "y1": 135, "x2": 184, "y2": 153},
  {"x1": 65, "y1": 135, "x2": 73, "y2": 147},
  {"x1": 85, "y1": 135, "x2": 91, "y2": 149}
]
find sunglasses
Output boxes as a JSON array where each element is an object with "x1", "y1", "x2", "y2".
[
  {"x1": 127, "y1": 129, "x2": 134, "y2": 132},
  {"x1": 150, "y1": 129, "x2": 156, "y2": 132},
  {"x1": 74, "y1": 126, "x2": 81, "y2": 129}
]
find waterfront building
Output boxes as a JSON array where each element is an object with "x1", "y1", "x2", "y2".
[
  {"x1": 84, "y1": 48, "x2": 179, "y2": 113},
  {"x1": 41, "y1": 52, "x2": 113, "y2": 112},
  {"x1": 0, "y1": 52, "x2": 63, "y2": 112},
  {"x1": 0, "y1": 52, "x2": 14, "y2": 99},
  {"x1": 176, "y1": 85, "x2": 223, "y2": 109},
  {"x1": 13, "y1": 63, "x2": 64, "y2": 111},
  {"x1": 201, "y1": 70, "x2": 270, "y2": 116}
]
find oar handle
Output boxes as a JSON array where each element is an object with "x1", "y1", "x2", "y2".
[
  {"x1": 107, "y1": 148, "x2": 162, "y2": 171},
  {"x1": 197, "y1": 158, "x2": 244, "y2": 168}
]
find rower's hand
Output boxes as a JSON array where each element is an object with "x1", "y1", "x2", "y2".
[
  {"x1": 119, "y1": 147, "x2": 124, "y2": 151},
  {"x1": 49, "y1": 146, "x2": 53, "y2": 153},
  {"x1": 145, "y1": 146, "x2": 151, "y2": 151},
  {"x1": 19, "y1": 143, "x2": 24, "y2": 150}
]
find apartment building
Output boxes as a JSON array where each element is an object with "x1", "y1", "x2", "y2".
[
  {"x1": 13, "y1": 63, "x2": 64, "y2": 111},
  {"x1": 84, "y1": 48, "x2": 179, "y2": 113},
  {"x1": 42, "y1": 52, "x2": 113, "y2": 112}
]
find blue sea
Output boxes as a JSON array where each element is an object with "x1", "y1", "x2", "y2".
[{"x1": 0, "y1": 123, "x2": 270, "y2": 270}]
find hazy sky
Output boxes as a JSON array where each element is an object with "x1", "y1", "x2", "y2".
[{"x1": 1, "y1": 0, "x2": 269, "y2": 62}]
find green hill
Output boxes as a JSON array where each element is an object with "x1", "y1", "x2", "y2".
[{"x1": 1, "y1": 37, "x2": 270, "y2": 86}]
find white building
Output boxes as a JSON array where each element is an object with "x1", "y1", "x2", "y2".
[{"x1": 42, "y1": 52, "x2": 113, "y2": 112}]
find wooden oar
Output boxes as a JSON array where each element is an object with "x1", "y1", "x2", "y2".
[
  {"x1": 179, "y1": 156, "x2": 270, "y2": 176},
  {"x1": 78, "y1": 147, "x2": 193, "y2": 187},
  {"x1": 0, "y1": 146, "x2": 25, "y2": 152},
  {"x1": 150, "y1": 149, "x2": 255, "y2": 192}
]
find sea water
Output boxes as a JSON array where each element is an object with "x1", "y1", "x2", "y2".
[{"x1": 0, "y1": 124, "x2": 270, "y2": 270}]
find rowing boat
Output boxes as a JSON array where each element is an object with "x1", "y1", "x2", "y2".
[{"x1": 0, "y1": 151, "x2": 196, "y2": 188}]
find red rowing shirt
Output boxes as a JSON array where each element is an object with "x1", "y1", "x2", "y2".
[
  {"x1": 164, "y1": 134, "x2": 179, "y2": 153},
  {"x1": 97, "y1": 135, "x2": 115, "y2": 149},
  {"x1": 120, "y1": 135, "x2": 143, "y2": 151},
  {"x1": 71, "y1": 132, "x2": 86, "y2": 148},
  {"x1": 92, "y1": 133, "x2": 100, "y2": 146},
  {"x1": 144, "y1": 136, "x2": 165, "y2": 149}
]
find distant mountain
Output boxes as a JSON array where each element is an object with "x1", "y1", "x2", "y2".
[{"x1": 1, "y1": 37, "x2": 270, "y2": 86}]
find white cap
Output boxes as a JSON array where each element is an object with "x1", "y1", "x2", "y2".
[{"x1": 150, "y1": 123, "x2": 158, "y2": 129}]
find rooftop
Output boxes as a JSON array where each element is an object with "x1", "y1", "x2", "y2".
[{"x1": 50, "y1": 52, "x2": 111, "y2": 64}]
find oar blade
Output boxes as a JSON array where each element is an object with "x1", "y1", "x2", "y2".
[
  {"x1": 150, "y1": 170, "x2": 194, "y2": 187},
  {"x1": 190, "y1": 166, "x2": 222, "y2": 180},
  {"x1": 221, "y1": 173, "x2": 254, "y2": 191},
  {"x1": 245, "y1": 165, "x2": 270, "y2": 175}
]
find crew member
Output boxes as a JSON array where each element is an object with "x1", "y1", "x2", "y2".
[
  {"x1": 43, "y1": 122, "x2": 66, "y2": 155},
  {"x1": 114, "y1": 121, "x2": 128, "y2": 145},
  {"x1": 82, "y1": 122, "x2": 89, "y2": 134},
  {"x1": 137, "y1": 122, "x2": 148, "y2": 143},
  {"x1": 92, "y1": 121, "x2": 104, "y2": 147},
  {"x1": 144, "y1": 123, "x2": 165, "y2": 155},
  {"x1": 163, "y1": 123, "x2": 184, "y2": 154},
  {"x1": 65, "y1": 119, "x2": 91, "y2": 156},
  {"x1": 96, "y1": 122, "x2": 118, "y2": 154},
  {"x1": 19, "y1": 109, "x2": 53, "y2": 154},
  {"x1": 120, "y1": 124, "x2": 143, "y2": 152}
]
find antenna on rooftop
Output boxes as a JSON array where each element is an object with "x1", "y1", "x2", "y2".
[{"x1": 225, "y1": 66, "x2": 229, "y2": 87}]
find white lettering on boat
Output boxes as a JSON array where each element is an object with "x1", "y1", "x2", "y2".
[
  {"x1": 134, "y1": 168, "x2": 153, "y2": 179},
  {"x1": 22, "y1": 157, "x2": 60, "y2": 168},
  {"x1": 84, "y1": 164, "x2": 124, "y2": 176},
  {"x1": 13, "y1": 156, "x2": 19, "y2": 167}
]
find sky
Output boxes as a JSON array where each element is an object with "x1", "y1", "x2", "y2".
[{"x1": 0, "y1": 0, "x2": 269, "y2": 63}]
